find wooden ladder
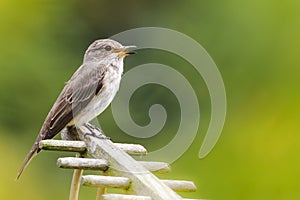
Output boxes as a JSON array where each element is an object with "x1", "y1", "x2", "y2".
[{"x1": 39, "y1": 123, "x2": 203, "y2": 200}]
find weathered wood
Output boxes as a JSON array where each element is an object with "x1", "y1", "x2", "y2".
[
  {"x1": 101, "y1": 194, "x2": 152, "y2": 200},
  {"x1": 81, "y1": 175, "x2": 130, "y2": 188},
  {"x1": 39, "y1": 140, "x2": 86, "y2": 153},
  {"x1": 96, "y1": 187, "x2": 106, "y2": 200},
  {"x1": 69, "y1": 154, "x2": 83, "y2": 200},
  {"x1": 52, "y1": 124, "x2": 201, "y2": 199},
  {"x1": 40, "y1": 139, "x2": 146, "y2": 155},
  {"x1": 78, "y1": 124, "x2": 183, "y2": 200},
  {"x1": 57, "y1": 157, "x2": 108, "y2": 170},
  {"x1": 161, "y1": 180, "x2": 197, "y2": 192},
  {"x1": 138, "y1": 161, "x2": 170, "y2": 174},
  {"x1": 114, "y1": 143, "x2": 147, "y2": 155}
]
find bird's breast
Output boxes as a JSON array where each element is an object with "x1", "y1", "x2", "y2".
[{"x1": 73, "y1": 62, "x2": 123, "y2": 126}]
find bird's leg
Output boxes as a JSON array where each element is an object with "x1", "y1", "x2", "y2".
[
  {"x1": 61, "y1": 126, "x2": 81, "y2": 141},
  {"x1": 83, "y1": 123, "x2": 110, "y2": 140}
]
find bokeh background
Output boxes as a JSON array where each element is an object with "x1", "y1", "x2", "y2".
[{"x1": 1, "y1": 0, "x2": 299, "y2": 199}]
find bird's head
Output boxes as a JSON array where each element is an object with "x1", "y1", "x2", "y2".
[{"x1": 84, "y1": 39, "x2": 136, "y2": 63}]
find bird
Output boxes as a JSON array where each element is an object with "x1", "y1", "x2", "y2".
[{"x1": 16, "y1": 39, "x2": 135, "y2": 179}]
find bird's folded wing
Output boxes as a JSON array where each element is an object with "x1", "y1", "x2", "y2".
[{"x1": 44, "y1": 63, "x2": 106, "y2": 139}]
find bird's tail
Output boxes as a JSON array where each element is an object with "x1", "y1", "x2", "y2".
[{"x1": 16, "y1": 142, "x2": 39, "y2": 180}]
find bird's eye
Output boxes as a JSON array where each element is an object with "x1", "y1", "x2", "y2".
[{"x1": 104, "y1": 45, "x2": 112, "y2": 51}]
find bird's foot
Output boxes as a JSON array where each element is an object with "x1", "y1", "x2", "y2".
[{"x1": 83, "y1": 123, "x2": 110, "y2": 140}]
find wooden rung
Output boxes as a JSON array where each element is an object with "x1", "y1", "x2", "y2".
[
  {"x1": 138, "y1": 161, "x2": 170, "y2": 174},
  {"x1": 162, "y1": 180, "x2": 197, "y2": 192},
  {"x1": 57, "y1": 157, "x2": 108, "y2": 170},
  {"x1": 39, "y1": 140, "x2": 86, "y2": 152},
  {"x1": 101, "y1": 194, "x2": 152, "y2": 200},
  {"x1": 78, "y1": 125, "x2": 183, "y2": 199},
  {"x1": 81, "y1": 175, "x2": 130, "y2": 188},
  {"x1": 39, "y1": 140, "x2": 147, "y2": 155},
  {"x1": 114, "y1": 143, "x2": 147, "y2": 155}
]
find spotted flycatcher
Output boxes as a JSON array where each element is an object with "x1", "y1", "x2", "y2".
[{"x1": 17, "y1": 39, "x2": 135, "y2": 179}]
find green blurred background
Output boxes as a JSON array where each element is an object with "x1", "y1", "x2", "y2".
[{"x1": 1, "y1": 0, "x2": 299, "y2": 199}]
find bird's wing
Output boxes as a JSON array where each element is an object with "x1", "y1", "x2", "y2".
[
  {"x1": 44, "y1": 63, "x2": 106, "y2": 139},
  {"x1": 17, "y1": 63, "x2": 106, "y2": 180}
]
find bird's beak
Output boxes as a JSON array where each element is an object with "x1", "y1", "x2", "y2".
[{"x1": 117, "y1": 45, "x2": 137, "y2": 57}]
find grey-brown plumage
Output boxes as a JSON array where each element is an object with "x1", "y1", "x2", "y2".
[{"x1": 16, "y1": 39, "x2": 135, "y2": 179}]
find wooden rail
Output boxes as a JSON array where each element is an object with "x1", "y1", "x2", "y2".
[{"x1": 39, "y1": 123, "x2": 202, "y2": 200}]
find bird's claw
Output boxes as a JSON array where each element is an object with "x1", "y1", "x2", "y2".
[{"x1": 84, "y1": 123, "x2": 110, "y2": 140}]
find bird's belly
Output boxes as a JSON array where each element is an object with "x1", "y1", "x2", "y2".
[{"x1": 73, "y1": 73, "x2": 121, "y2": 126}]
